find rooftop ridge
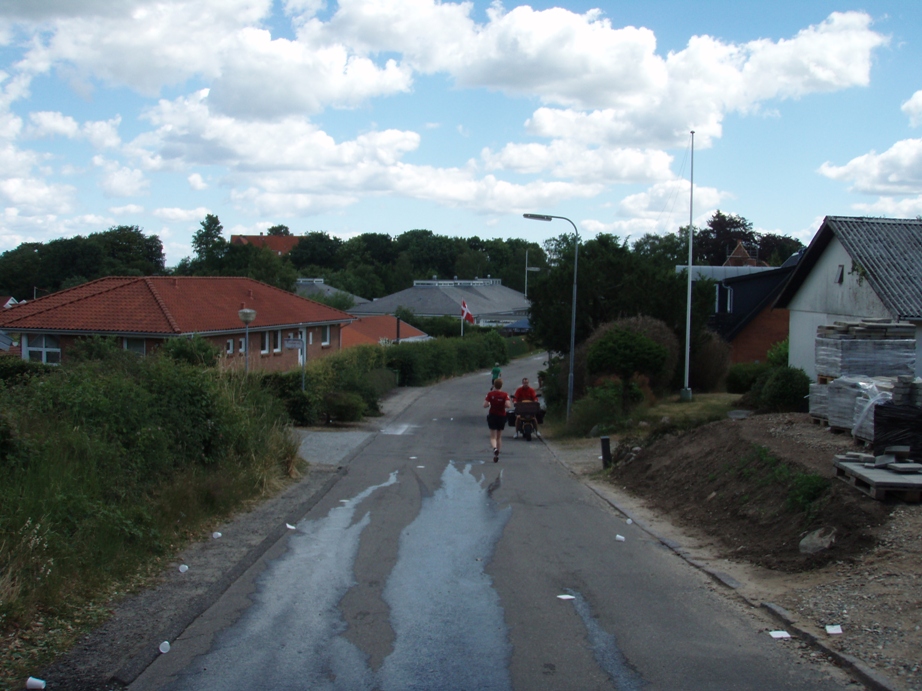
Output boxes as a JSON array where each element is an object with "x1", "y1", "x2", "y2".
[
  {"x1": 143, "y1": 277, "x2": 183, "y2": 334},
  {"x1": 1, "y1": 277, "x2": 134, "y2": 326}
]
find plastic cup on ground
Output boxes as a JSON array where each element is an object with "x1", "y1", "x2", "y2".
[
  {"x1": 26, "y1": 677, "x2": 46, "y2": 689},
  {"x1": 159, "y1": 641, "x2": 171, "y2": 654}
]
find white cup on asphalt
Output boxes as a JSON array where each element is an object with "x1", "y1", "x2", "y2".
[{"x1": 26, "y1": 677, "x2": 46, "y2": 689}]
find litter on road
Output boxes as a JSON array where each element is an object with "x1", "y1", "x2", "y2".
[
  {"x1": 178, "y1": 564, "x2": 188, "y2": 573},
  {"x1": 557, "y1": 594, "x2": 576, "y2": 600},
  {"x1": 26, "y1": 676, "x2": 46, "y2": 689},
  {"x1": 159, "y1": 641, "x2": 171, "y2": 654},
  {"x1": 286, "y1": 523, "x2": 296, "y2": 530},
  {"x1": 769, "y1": 631, "x2": 791, "y2": 639},
  {"x1": 616, "y1": 535, "x2": 626, "y2": 542},
  {"x1": 212, "y1": 532, "x2": 221, "y2": 539},
  {"x1": 825, "y1": 625, "x2": 843, "y2": 635}
]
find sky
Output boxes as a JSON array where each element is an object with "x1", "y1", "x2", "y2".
[{"x1": 0, "y1": 0, "x2": 920, "y2": 268}]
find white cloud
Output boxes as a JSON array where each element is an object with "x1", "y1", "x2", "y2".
[
  {"x1": 482, "y1": 141, "x2": 673, "y2": 184},
  {"x1": 852, "y1": 196, "x2": 922, "y2": 217},
  {"x1": 188, "y1": 173, "x2": 207, "y2": 190},
  {"x1": 818, "y1": 138, "x2": 922, "y2": 195},
  {"x1": 902, "y1": 90, "x2": 922, "y2": 127},
  {"x1": 93, "y1": 155, "x2": 149, "y2": 196},
  {"x1": 110, "y1": 204, "x2": 144, "y2": 215},
  {"x1": 28, "y1": 111, "x2": 121, "y2": 148},
  {"x1": 153, "y1": 206, "x2": 211, "y2": 221}
]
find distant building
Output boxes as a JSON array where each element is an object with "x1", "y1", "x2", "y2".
[
  {"x1": 349, "y1": 278, "x2": 528, "y2": 326},
  {"x1": 341, "y1": 315, "x2": 428, "y2": 348},
  {"x1": 296, "y1": 278, "x2": 369, "y2": 306},
  {"x1": 230, "y1": 234, "x2": 301, "y2": 256}
]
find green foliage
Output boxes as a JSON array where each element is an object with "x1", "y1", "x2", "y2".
[
  {"x1": 787, "y1": 473, "x2": 831, "y2": 512},
  {"x1": 323, "y1": 391, "x2": 366, "y2": 422},
  {"x1": 766, "y1": 338, "x2": 789, "y2": 367},
  {"x1": 689, "y1": 329, "x2": 731, "y2": 392},
  {"x1": 726, "y1": 362, "x2": 772, "y2": 394},
  {"x1": 0, "y1": 226, "x2": 166, "y2": 300},
  {"x1": 160, "y1": 335, "x2": 222, "y2": 368},
  {"x1": 311, "y1": 290, "x2": 355, "y2": 311},
  {"x1": 0, "y1": 349, "x2": 297, "y2": 631},
  {"x1": 758, "y1": 366, "x2": 811, "y2": 412},
  {"x1": 586, "y1": 329, "x2": 667, "y2": 414},
  {"x1": 0, "y1": 357, "x2": 54, "y2": 385},
  {"x1": 394, "y1": 307, "x2": 492, "y2": 338},
  {"x1": 386, "y1": 331, "x2": 507, "y2": 386}
]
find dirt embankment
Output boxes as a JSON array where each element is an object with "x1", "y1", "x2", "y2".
[{"x1": 604, "y1": 412, "x2": 922, "y2": 690}]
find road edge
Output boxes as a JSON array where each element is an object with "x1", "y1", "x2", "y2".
[{"x1": 540, "y1": 437, "x2": 901, "y2": 691}]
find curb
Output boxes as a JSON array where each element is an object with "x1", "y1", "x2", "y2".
[{"x1": 541, "y1": 439, "x2": 900, "y2": 691}]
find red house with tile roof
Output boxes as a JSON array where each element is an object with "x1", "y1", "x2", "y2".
[
  {"x1": 341, "y1": 315, "x2": 429, "y2": 349},
  {"x1": 230, "y1": 234, "x2": 301, "y2": 256},
  {"x1": 0, "y1": 276, "x2": 353, "y2": 372}
]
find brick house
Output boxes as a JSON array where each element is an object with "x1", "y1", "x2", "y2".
[
  {"x1": 341, "y1": 315, "x2": 428, "y2": 348},
  {"x1": 0, "y1": 276, "x2": 353, "y2": 372}
]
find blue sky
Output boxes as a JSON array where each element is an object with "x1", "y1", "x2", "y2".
[{"x1": 0, "y1": 0, "x2": 920, "y2": 267}]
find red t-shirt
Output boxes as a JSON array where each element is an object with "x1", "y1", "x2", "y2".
[
  {"x1": 485, "y1": 390, "x2": 510, "y2": 417},
  {"x1": 513, "y1": 386, "x2": 537, "y2": 402}
]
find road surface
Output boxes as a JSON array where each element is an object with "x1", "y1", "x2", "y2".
[{"x1": 132, "y1": 355, "x2": 855, "y2": 690}]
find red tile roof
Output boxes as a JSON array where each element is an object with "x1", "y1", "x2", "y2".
[
  {"x1": 341, "y1": 315, "x2": 427, "y2": 348},
  {"x1": 230, "y1": 235, "x2": 301, "y2": 255},
  {"x1": 0, "y1": 276, "x2": 352, "y2": 335}
]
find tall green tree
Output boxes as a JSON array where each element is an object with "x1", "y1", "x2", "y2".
[
  {"x1": 266, "y1": 224, "x2": 291, "y2": 236},
  {"x1": 289, "y1": 231, "x2": 343, "y2": 271},
  {"x1": 191, "y1": 214, "x2": 227, "y2": 269}
]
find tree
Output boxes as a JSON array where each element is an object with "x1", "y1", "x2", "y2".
[
  {"x1": 266, "y1": 224, "x2": 291, "y2": 236},
  {"x1": 289, "y1": 231, "x2": 343, "y2": 271},
  {"x1": 586, "y1": 328, "x2": 668, "y2": 414},
  {"x1": 191, "y1": 214, "x2": 227, "y2": 269},
  {"x1": 695, "y1": 210, "x2": 756, "y2": 265}
]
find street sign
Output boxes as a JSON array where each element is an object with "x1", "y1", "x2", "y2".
[{"x1": 284, "y1": 338, "x2": 304, "y2": 349}]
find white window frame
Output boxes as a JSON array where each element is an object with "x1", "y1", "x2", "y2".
[
  {"x1": 260, "y1": 331, "x2": 270, "y2": 354},
  {"x1": 226, "y1": 338, "x2": 234, "y2": 355},
  {"x1": 321, "y1": 324, "x2": 331, "y2": 346},
  {"x1": 309, "y1": 331, "x2": 313, "y2": 346},
  {"x1": 25, "y1": 333, "x2": 62, "y2": 364},
  {"x1": 238, "y1": 336, "x2": 245, "y2": 354},
  {"x1": 272, "y1": 329, "x2": 282, "y2": 353}
]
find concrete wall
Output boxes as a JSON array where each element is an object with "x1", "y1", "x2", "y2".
[{"x1": 786, "y1": 237, "x2": 891, "y2": 380}]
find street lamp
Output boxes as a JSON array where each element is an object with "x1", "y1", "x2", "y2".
[
  {"x1": 238, "y1": 308, "x2": 256, "y2": 374},
  {"x1": 524, "y1": 248, "x2": 541, "y2": 299},
  {"x1": 523, "y1": 213, "x2": 579, "y2": 422}
]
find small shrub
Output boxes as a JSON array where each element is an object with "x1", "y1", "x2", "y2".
[
  {"x1": 689, "y1": 330, "x2": 731, "y2": 392},
  {"x1": 726, "y1": 362, "x2": 772, "y2": 394},
  {"x1": 766, "y1": 338, "x2": 789, "y2": 367},
  {"x1": 160, "y1": 335, "x2": 221, "y2": 368},
  {"x1": 323, "y1": 391, "x2": 366, "y2": 422},
  {"x1": 787, "y1": 473, "x2": 830, "y2": 512},
  {"x1": 759, "y1": 366, "x2": 811, "y2": 412}
]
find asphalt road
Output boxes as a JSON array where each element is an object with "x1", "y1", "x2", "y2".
[{"x1": 131, "y1": 355, "x2": 853, "y2": 691}]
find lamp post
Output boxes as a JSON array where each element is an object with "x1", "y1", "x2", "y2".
[
  {"x1": 681, "y1": 131, "x2": 695, "y2": 402},
  {"x1": 524, "y1": 249, "x2": 540, "y2": 298},
  {"x1": 524, "y1": 213, "x2": 579, "y2": 422},
  {"x1": 238, "y1": 308, "x2": 256, "y2": 374}
]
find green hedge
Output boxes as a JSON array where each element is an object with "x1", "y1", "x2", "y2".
[{"x1": 386, "y1": 331, "x2": 507, "y2": 386}]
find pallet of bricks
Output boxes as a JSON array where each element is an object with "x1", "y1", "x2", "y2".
[{"x1": 809, "y1": 319, "x2": 919, "y2": 445}]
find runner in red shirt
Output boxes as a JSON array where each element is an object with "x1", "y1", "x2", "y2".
[{"x1": 483, "y1": 378, "x2": 512, "y2": 462}]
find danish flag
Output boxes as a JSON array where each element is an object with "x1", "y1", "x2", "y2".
[{"x1": 461, "y1": 300, "x2": 475, "y2": 324}]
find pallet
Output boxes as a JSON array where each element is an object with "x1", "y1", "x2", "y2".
[
  {"x1": 817, "y1": 375, "x2": 834, "y2": 385},
  {"x1": 834, "y1": 460, "x2": 922, "y2": 502},
  {"x1": 810, "y1": 415, "x2": 829, "y2": 426}
]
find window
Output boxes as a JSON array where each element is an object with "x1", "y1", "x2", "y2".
[
  {"x1": 226, "y1": 338, "x2": 234, "y2": 355},
  {"x1": 309, "y1": 331, "x2": 313, "y2": 346},
  {"x1": 273, "y1": 329, "x2": 281, "y2": 353},
  {"x1": 238, "y1": 337, "x2": 245, "y2": 354},
  {"x1": 835, "y1": 264, "x2": 844, "y2": 284},
  {"x1": 25, "y1": 334, "x2": 61, "y2": 364},
  {"x1": 260, "y1": 331, "x2": 270, "y2": 354},
  {"x1": 321, "y1": 325, "x2": 331, "y2": 346},
  {"x1": 124, "y1": 338, "x2": 145, "y2": 355}
]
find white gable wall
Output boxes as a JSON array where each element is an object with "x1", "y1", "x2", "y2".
[{"x1": 786, "y1": 237, "x2": 891, "y2": 379}]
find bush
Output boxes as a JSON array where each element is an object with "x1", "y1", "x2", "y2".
[
  {"x1": 759, "y1": 366, "x2": 811, "y2": 412},
  {"x1": 160, "y1": 335, "x2": 221, "y2": 367},
  {"x1": 386, "y1": 331, "x2": 507, "y2": 386},
  {"x1": 689, "y1": 329, "x2": 730, "y2": 392},
  {"x1": 0, "y1": 356, "x2": 54, "y2": 385},
  {"x1": 767, "y1": 338, "x2": 789, "y2": 367},
  {"x1": 726, "y1": 362, "x2": 772, "y2": 394},
  {"x1": 323, "y1": 391, "x2": 366, "y2": 422}
]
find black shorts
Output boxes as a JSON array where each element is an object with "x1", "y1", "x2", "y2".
[{"x1": 487, "y1": 413, "x2": 507, "y2": 431}]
